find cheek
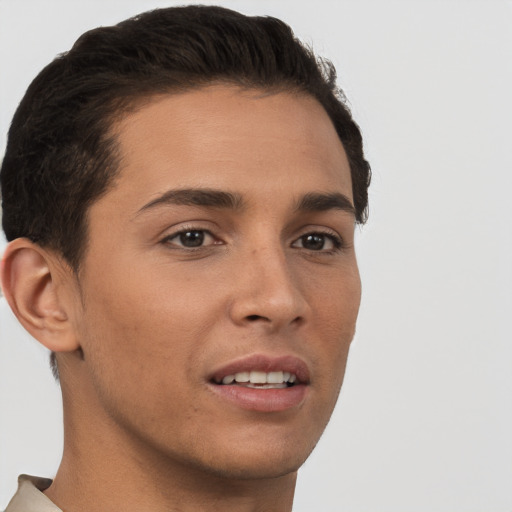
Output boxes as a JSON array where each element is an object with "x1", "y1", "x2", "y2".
[
  {"x1": 77, "y1": 262, "x2": 224, "y2": 394},
  {"x1": 309, "y1": 261, "x2": 361, "y2": 332},
  {"x1": 307, "y1": 265, "x2": 361, "y2": 387},
  {"x1": 75, "y1": 279, "x2": 208, "y2": 439}
]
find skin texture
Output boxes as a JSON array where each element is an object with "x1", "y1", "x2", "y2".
[{"x1": 2, "y1": 85, "x2": 361, "y2": 512}]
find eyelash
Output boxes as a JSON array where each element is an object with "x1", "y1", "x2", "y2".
[{"x1": 160, "y1": 226, "x2": 344, "y2": 253}]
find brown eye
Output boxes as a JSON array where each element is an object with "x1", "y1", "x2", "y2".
[
  {"x1": 301, "y1": 234, "x2": 326, "y2": 250},
  {"x1": 292, "y1": 232, "x2": 342, "y2": 251},
  {"x1": 163, "y1": 229, "x2": 218, "y2": 249},
  {"x1": 178, "y1": 230, "x2": 205, "y2": 247}
]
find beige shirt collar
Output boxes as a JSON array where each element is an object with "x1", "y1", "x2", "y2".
[{"x1": 4, "y1": 475, "x2": 61, "y2": 512}]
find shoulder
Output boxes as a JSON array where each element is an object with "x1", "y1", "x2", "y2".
[{"x1": 4, "y1": 475, "x2": 61, "y2": 512}]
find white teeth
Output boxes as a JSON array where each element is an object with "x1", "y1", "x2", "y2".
[
  {"x1": 219, "y1": 371, "x2": 297, "y2": 385},
  {"x1": 249, "y1": 371, "x2": 267, "y2": 384},
  {"x1": 267, "y1": 371, "x2": 284, "y2": 384},
  {"x1": 234, "y1": 371, "x2": 250, "y2": 383}
]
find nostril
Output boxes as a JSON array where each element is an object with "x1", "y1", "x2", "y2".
[{"x1": 246, "y1": 314, "x2": 268, "y2": 322}]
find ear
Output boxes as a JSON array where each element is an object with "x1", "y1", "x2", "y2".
[{"x1": 1, "y1": 238, "x2": 80, "y2": 353}]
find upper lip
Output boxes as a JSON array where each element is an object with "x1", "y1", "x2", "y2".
[{"x1": 209, "y1": 354, "x2": 310, "y2": 384}]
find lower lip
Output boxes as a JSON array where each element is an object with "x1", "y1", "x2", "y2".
[{"x1": 208, "y1": 383, "x2": 307, "y2": 412}]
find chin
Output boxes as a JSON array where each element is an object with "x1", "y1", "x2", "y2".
[
  {"x1": 185, "y1": 434, "x2": 317, "y2": 481},
  {"x1": 199, "y1": 453, "x2": 306, "y2": 481}
]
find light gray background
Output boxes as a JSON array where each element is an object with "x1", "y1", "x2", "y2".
[{"x1": 1, "y1": 1, "x2": 511, "y2": 510}]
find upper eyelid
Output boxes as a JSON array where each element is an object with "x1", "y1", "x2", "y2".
[
  {"x1": 163, "y1": 226, "x2": 213, "y2": 237},
  {"x1": 292, "y1": 226, "x2": 344, "y2": 241},
  {"x1": 159, "y1": 222, "x2": 217, "y2": 239}
]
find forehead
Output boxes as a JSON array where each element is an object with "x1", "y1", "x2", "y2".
[{"x1": 104, "y1": 85, "x2": 352, "y2": 211}]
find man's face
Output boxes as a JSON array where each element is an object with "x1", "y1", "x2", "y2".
[{"x1": 67, "y1": 85, "x2": 361, "y2": 479}]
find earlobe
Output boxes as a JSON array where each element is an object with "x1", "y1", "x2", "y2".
[{"x1": 1, "y1": 238, "x2": 80, "y2": 353}]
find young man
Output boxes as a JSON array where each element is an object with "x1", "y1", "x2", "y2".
[{"x1": 0, "y1": 5, "x2": 370, "y2": 512}]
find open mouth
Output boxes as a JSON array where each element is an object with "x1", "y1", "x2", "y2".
[
  {"x1": 208, "y1": 356, "x2": 309, "y2": 411},
  {"x1": 213, "y1": 370, "x2": 297, "y2": 389}
]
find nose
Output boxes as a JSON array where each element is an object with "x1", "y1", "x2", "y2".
[{"x1": 228, "y1": 244, "x2": 309, "y2": 332}]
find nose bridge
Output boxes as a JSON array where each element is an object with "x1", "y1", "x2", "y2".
[
  {"x1": 254, "y1": 242, "x2": 294, "y2": 299},
  {"x1": 230, "y1": 234, "x2": 308, "y2": 328}
]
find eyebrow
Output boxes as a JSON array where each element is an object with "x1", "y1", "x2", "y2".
[
  {"x1": 136, "y1": 188, "x2": 355, "y2": 217},
  {"x1": 295, "y1": 192, "x2": 356, "y2": 216},
  {"x1": 137, "y1": 188, "x2": 244, "y2": 214}
]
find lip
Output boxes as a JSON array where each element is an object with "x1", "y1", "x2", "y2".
[{"x1": 208, "y1": 354, "x2": 310, "y2": 413}]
